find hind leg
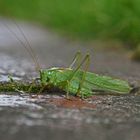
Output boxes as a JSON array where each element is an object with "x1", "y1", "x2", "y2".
[
  {"x1": 76, "y1": 54, "x2": 90, "y2": 98},
  {"x1": 69, "y1": 51, "x2": 82, "y2": 68},
  {"x1": 67, "y1": 53, "x2": 90, "y2": 97}
]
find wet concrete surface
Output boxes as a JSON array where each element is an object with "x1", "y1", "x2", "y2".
[{"x1": 0, "y1": 18, "x2": 140, "y2": 140}]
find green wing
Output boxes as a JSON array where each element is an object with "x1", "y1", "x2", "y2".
[
  {"x1": 55, "y1": 69, "x2": 132, "y2": 97},
  {"x1": 84, "y1": 71, "x2": 131, "y2": 94}
]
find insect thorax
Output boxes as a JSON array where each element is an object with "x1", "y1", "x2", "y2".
[{"x1": 40, "y1": 67, "x2": 65, "y2": 85}]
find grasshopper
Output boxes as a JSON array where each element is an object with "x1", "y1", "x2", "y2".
[{"x1": 5, "y1": 21, "x2": 132, "y2": 98}]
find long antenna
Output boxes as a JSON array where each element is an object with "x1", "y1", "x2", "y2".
[{"x1": 3, "y1": 20, "x2": 41, "y2": 72}]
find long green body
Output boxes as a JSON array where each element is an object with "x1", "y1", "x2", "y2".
[
  {"x1": 40, "y1": 67, "x2": 132, "y2": 97},
  {"x1": 5, "y1": 21, "x2": 132, "y2": 97}
]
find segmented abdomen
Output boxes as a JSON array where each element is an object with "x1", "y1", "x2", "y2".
[{"x1": 54, "y1": 69, "x2": 131, "y2": 97}]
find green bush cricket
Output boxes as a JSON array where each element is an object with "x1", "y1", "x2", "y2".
[
  {"x1": 40, "y1": 53, "x2": 132, "y2": 98},
  {"x1": 5, "y1": 22, "x2": 132, "y2": 98}
]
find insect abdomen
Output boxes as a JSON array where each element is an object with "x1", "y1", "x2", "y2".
[{"x1": 50, "y1": 69, "x2": 131, "y2": 97}]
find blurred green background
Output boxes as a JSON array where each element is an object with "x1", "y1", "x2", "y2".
[{"x1": 0, "y1": 0, "x2": 140, "y2": 57}]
